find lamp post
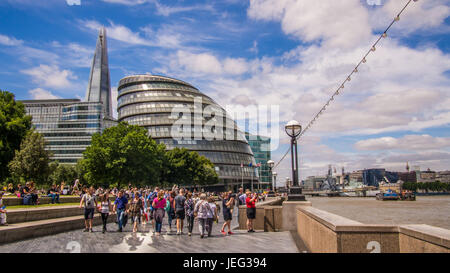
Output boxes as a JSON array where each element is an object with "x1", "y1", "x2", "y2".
[
  {"x1": 267, "y1": 160, "x2": 275, "y2": 197},
  {"x1": 273, "y1": 171, "x2": 277, "y2": 195},
  {"x1": 285, "y1": 120, "x2": 306, "y2": 201}
]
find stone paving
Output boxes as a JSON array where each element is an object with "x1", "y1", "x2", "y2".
[{"x1": 0, "y1": 208, "x2": 299, "y2": 253}]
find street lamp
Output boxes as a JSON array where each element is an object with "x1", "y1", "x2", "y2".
[
  {"x1": 285, "y1": 120, "x2": 306, "y2": 201},
  {"x1": 267, "y1": 160, "x2": 275, "y2": 197},
  {"x1": 272, "y1": 171, "x2": 277, "y2": 194}
]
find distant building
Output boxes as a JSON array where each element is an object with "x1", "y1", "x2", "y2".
[
  {"x1": 304, "y1": 176, "x2": 326, "y2": 191},
  {"x1": 436, "y1": 171, "x2": 450, "y2": 183},
  {"x1": 418, "y1": 168, "x2": 436, "y2": 183},
  {"x1": 21, "y1": 27, "x2": 116, "y2": 164},
  {"x1": 245, "y1": 133, "x2": 271, "y2": 187},
  {"x1": 398, "y1": 171, "x2": 417, "y2": 183}
]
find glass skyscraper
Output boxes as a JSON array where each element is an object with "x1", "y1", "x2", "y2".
[
  {"x1": 21, "y1": 27, "x2": 116, "y2": 163},
  {"x1": 246, "y1": 133, "x2": 272, "y2": 186},
  {"x1": 117, "y1": 74, "x2": 256, "y2": 189}
]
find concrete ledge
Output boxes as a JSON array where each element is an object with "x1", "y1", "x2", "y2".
[
  {"x1": 2, "y1": 196, "x2": 81, "y2": 206},
  {"x1": 0, "y1": 214, "x2": 115, "y2": 245},
  {"x1": 282, "y1": 201, "x2": 312, "y2": 231},
  {"x1": 296, "y1": 206, "x2": 450, "y2": 253},
  {"x1": 6, "y1": 206, "x2": 83, "y2": 224}
]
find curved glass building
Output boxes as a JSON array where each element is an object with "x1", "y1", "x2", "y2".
[{"x1": 117, "y1": 75, "x2": 257, "y2": 190}]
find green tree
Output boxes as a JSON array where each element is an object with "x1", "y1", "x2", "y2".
[
  {"x1": 8, "y1": 130, "x2": 52, "y2": 185},
  {"x1": 165, "y1": 148, "x2": 219, "y2": 187},
  {"x1": 48, "y1": 162, "x2": 78, "y2": 186},
  {"x1": 0, "y1": 90, "x2": 32, "y2": 180},
  {"x1": 79, "y1": 122, "x2": 165, "y2": 188}
]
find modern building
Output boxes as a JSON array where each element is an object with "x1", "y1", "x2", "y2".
[
  {"x1": 245, "y1": 132, "x2": 271, "y2": 188},
  {"x1": 117, "y1": 74, "x2": 256, "y2": 190},
  {"x1": 22, "y1": 99, "x2": 108, "y2": 163},
  {"x1": 21, "y1": 27, "x2": 116, "y2": 163}
]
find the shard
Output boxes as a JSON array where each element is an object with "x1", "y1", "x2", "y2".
[{"x1": 85, "y1": 27, "x2": 112, "y2": 118}]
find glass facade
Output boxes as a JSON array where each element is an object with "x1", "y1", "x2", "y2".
[
  {"x1": 21, "y1": 99, "x2": 115, "y2": 164},
  {"x1": 117, "y1": 75, "x2": 256, "y2": 188},
  {"x1": 246, "y1": 133, "x2": 272, "y2": 184}
]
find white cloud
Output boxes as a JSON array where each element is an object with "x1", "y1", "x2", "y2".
[
  {"x1": 82, "y1": 20, "x2": 151, "y2": 46},
  {"x1": 28, "y1": 88, "x2": 60, "y2": 100},
  {"x1": 355, "y1": 135, "x2": 450, "y2": 151},
  {"x1": 21, "y1": 64, "x2": 77, "y2": 89},
  {"x1": 66, "y1": 0, "x2": 81, "y2": 6},
  {"x1": 0, "y1": 34, "x2": 23, "y2": 46},
  {"x1": 175, "y1": 50, "x2": 223, "y2": 75},
  {"x1": 248, "y1": 0, "x2": 372, "y2": 49},
  {"x1": 100, "y1": 0, "x2": 214, "y2": 16}
]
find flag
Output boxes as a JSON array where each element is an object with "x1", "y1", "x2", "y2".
[
  {"x1": 256, "y1": 163, "x2": 261, "y2": 167},
  {"x1": 248, "y1": 162, "x2": 253, "y2": 167},
  {"x1": 241, "y1": 163, "x2": 243, "y2": 168}
]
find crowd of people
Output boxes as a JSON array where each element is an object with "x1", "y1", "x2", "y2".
[{"x1": 76, "y1": 185, "x2": 268, "y2": 237}]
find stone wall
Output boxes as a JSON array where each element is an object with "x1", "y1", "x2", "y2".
[
  {"x1": 296, "y1": 206, "x2": 450, "y2": 253},
  {"x1": 237, "y1": 197, "x2": 285, "y2": 231}
]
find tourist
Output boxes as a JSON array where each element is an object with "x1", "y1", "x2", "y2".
[
  {"x1": 0, "y1": 192, "x2": 7, "y2": 226},
  {"x1": 152, "y1": 191, "x2": 166, "y2": 236},
  {"x1": 128, "y1": 193, "x2": 143, "y2": 233},
  {"x1": 175, "y1": 188, "x2": 186, "y2": 235},
  {"x1": 99, "y1": 193, "x2": 112, "y2": 233},
  {"x1": 194, "y1": 193, "x2": 210, "y2": 239},
  {"x1": 220, "y1": 192, "x2": 234, "y2": 235},
  {"x1": 79, "y1": 186, "x2": 97, "y2": 232},
  {"x1": 246, "y1": 191, "x2": 257, "y2": 232},
  {"x1": 47, "y1": 184, "x2": 60, "y2": 204},
  {"x1": 184, "y1": 192, "x2": 195, "y2": 236},
  {"x1": 147, "y1": 187, "x2": 159, "y2": 234},
  {"x1": 29, "y1": 181, "x2": 39, "y2": 205},
  {"x1": 7, "y1": 184, "x2": 14, "y2": 195},
  {"x1": 167, "y1": 191, "x2": 176, "y2": 233},
  {"x1": 206, "y1": 196, "x2": 218, "y2": 237},
  {"x1": 141, "y1": 190, "x2": 148, "y2": 226},
  {"x1": 113, "y1": 190, "x2": 128, "y2": 232}
]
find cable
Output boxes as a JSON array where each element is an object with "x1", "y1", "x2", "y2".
[{"x1": 273, "y1": 0, "x2": 418, "y2": 170}]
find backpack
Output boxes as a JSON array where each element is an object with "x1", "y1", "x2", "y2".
[{"x1": 164, "y1": 198, "x2": 171, "y2": 212}]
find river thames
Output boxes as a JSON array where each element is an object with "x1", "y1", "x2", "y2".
[{"x1": 308, "y1": 195, "x2": 450, "y2": 230}]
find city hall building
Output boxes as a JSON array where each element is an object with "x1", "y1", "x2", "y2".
[{"x1": 117, "y1": 74, "x2": 257, "y2": 190}]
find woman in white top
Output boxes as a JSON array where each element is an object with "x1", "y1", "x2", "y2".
[
  {"x1": 99, "y1": 193, "x2": 112, "y2": 233},
  {"x1": 206, "y1": 196, "x2": 218, "y2": 237}
]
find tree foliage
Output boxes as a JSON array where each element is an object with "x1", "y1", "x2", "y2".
[
  {"x1": 8, "y1": 130, "x2": 52, "y2": 185},
  {"x1": 0, "y1": 90, "x2": 32, "y2": 180},
  {"x1": 48, "y1": 162, "x2": 78, "y2": 186},
  {"x1": 79, "y1": 122, "x2": 166, "y2": 188},
  {"x1": 164, "y1": 147, "x2": 219, "y2": 187}
]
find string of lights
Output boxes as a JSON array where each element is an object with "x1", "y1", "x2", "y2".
[{"x1": 273, "y1": 0, "x2": 418, "y2": 170}]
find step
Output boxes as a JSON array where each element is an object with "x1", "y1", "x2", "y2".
[
  {"x1": 0, "y1": 214, "x2": 116, "y2": 245},
  {"x1": 6, "y1": 205, "x2": 82, "y2": 224}
]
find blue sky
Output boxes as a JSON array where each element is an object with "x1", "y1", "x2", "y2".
[{"x1": 1, "y1": 0, "x2": 449, "y2": 182}]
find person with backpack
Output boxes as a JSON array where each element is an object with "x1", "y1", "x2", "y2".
[
  {"x1": 194, "y1": 193, "x2": 210, "y2": 239},
  {"x1": 79, "y1": 186, "x2": 97, "y2": 232},
  {"x1": 184, "y1": 192, "x2": 195, "y2": 236},
  {"x1": 220, "y1": 192, "x2": 234, "y2": 235},
  {"x1": 113, "y1": 190, "x2": 128, "y2": 232},
  {"x1": 152, "y1": 191, "x2": 166, "y2": 236},
  {"x1": 98, "y1": 192, "x2": 112, "y2": 233},
  {"x1": 128, "y1": 192, "x2": 143, "y2": 233},
  {"x1": 175, "y1": 188, "x2": 186, "y2": 235},
  {"x1": 206, "y1": 196, "x2": 218, "y2": 237}
]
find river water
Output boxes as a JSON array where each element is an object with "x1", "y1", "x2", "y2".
[{"x1": 308, "y1": 195, "x2": 450, "y2": 230}]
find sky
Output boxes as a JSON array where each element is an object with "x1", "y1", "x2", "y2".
[{"x1": 0, "y1": 0, "x2": 449, "y2": 184}]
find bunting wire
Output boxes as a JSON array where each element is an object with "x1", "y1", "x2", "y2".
[{"x1": 273, "y1": 0, "x2": 418, "y2": 170}]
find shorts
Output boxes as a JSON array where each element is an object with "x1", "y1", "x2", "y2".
[
  {"x1": 131, "y1": 214, "x2": 141, "y2": 224},
  {"x1": 223, "y1": 211, "x2": 232, "y2": 221},
  {"x1": 84, "y1": 208, "x2": 94, "y2": 220},
  {"x1": 246, "y1": 208, "x2": 256, "y2": 219},
  {"x1": 175, "y1": 209, "x2": 185, "y2": 220}
]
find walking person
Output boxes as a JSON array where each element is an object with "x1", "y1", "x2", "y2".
[
  {"x1": 167, "y1": 191, "x2": 176, "y2": 233},
  {"x1": 152, "y1": 191, "x2": 166, "y2": 236},
  {"x1": 184, "y1": 192, "x2": 195, "y2": 236},
  {"x1": 194, "y1": 193, "x2": 210, "y2": 238},
  {"x1": 206, "y1": 196, "x2": 218, "y2": 237},
  {"x1": 0, "y1": 192, "x2": 8, "y2": 226},
  {"x1": 99, "y1": 193, "x2": 112, "y2": 233},
  {"x1": 128, "y1": 193, "x2": 143, "y2": 233},
  {"x1": 113, "y1": 190, "x2": 128, "y2": 232},
  {"x1": 220, "y1": 192, "x2": 234, "y2": 235},
  {"x1": 246, "y1": 191, "x2": 257, "y2": 232},
  {"x1": 79, "y1": 186, "x2": 97, "y2": 232},
  {"x1": 147, "y1": 187, "x2": 159, "y2": 234},
  {"x1": 175, "y1": 188, "x2": 186, "y2": 235}
]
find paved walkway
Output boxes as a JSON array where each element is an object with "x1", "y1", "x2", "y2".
[{"x1": 0, "y1": 207, "x2": 299, "y2": 253}]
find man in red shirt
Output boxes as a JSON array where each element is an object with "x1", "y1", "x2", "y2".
[{"x1": 245, "y1": 191, "x2": 257, "y2": 232}]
